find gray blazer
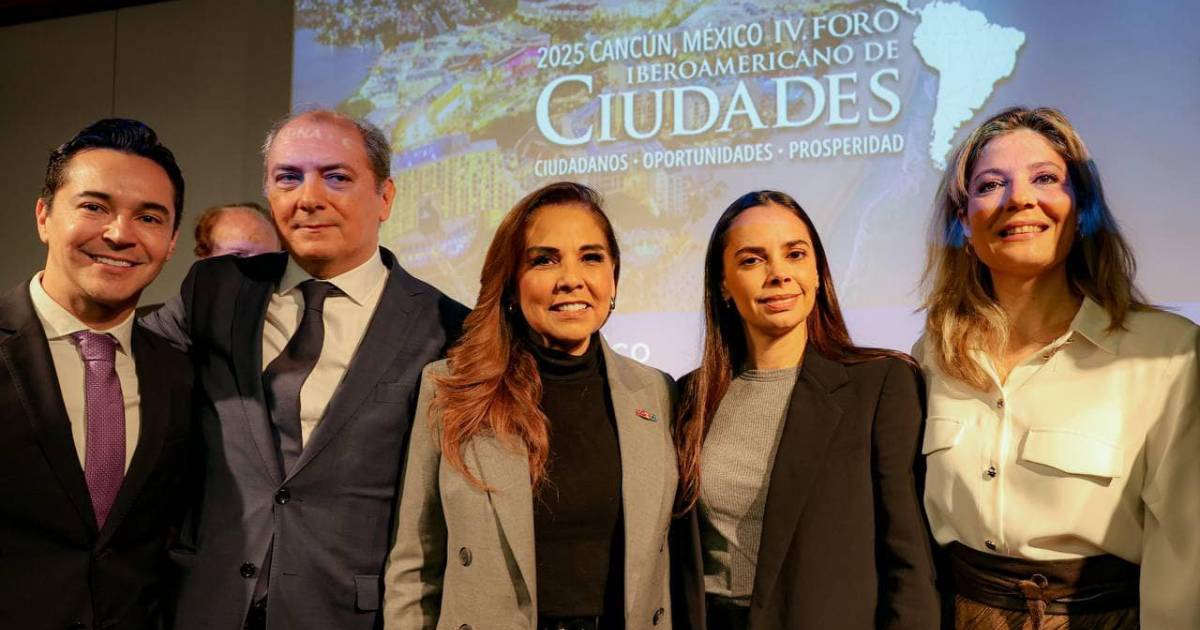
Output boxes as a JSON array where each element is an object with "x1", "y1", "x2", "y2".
[
  {"x1": 384, "y1": 339, "x2": 678, "y2": 629},
  {"x1": 142, "y1": 249, "x2": 468, "y2": 630}
]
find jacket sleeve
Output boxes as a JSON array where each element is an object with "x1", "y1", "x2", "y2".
[
  {"x1": 383, "y1": 363, "x2": 448, "y2": 630},
  {"x1": 1140, "y1": 327, "x2": 1200, "y2": 629},
  {"x1": 872, "y1": 358, "x2": 941, "y2": 629},
  {"x1": 138, "y1": 261, "x2": 197, "y2": 353}
]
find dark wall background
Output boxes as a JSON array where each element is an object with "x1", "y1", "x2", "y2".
[{"x1": 0, "y1": 0, "x2": 293, "y2": 304}]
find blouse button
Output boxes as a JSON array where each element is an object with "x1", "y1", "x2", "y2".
[
  {"x1": 985, "y1": 466, "x2": 997, "y2": 479},
  {"x1": 996, "y1": 398, "x2": 1005, "y2": 409},
  {"x1": 985, "y1": 539, "x2": 997, "y2": 551}
]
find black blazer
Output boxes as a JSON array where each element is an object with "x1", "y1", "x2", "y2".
[
  {"x1": 0, "y1": 282, "x2": 193, "y2": 630},
  {"x1": 674, "y1": 346, "x2": 939, "y2": 629},
  {"x1": 142, "y1": 248, "x2": 469, "y2": 630}
]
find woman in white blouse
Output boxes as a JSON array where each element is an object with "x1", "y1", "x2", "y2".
[{"x1": 916, "y1": 106, "x2": 1199, "y2": 629}]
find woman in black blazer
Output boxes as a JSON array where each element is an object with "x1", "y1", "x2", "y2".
[{"x1": 673, "y1": 191, "x2": 939, "y2": 629}]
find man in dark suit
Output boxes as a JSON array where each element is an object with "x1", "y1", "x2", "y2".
[
  {"x1": 143, "y1": 109, "x2": 468, "y2": 630},
  {"x1": 0, "y1": 119, "x2": 193, "y2": 630}
]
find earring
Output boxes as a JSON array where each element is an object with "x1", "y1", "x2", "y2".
[{"x1": 609, "y1": 297, "x2": 616, "y2": 311}]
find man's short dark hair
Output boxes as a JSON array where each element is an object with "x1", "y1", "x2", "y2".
[{"x1": 41, "y1": 118, "x2": 186, "y2": 230}]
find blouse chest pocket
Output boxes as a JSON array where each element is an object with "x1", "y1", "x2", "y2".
[
  {"x1": 921, "y1": 416, "x2": 964, "y2": 455},
  {"x1": 1019, "y1": 428, "x2": 1124, "y2": 479}
]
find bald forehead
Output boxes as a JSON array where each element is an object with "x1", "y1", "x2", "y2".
[
  {"x1": 272, "y1": 116, "x2": 366, "y2": 154},
  {"x1": 217, "y1": 206, "x2": 271, "y2": 226}
]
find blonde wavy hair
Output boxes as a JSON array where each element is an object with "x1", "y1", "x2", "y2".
[{"x1": 921, "y1": 106, "x2": 1146, "y2": 390}]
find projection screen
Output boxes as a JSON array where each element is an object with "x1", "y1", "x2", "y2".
[{"x1": 293, "y1": 0, "x2": 1200, "y2": 376}]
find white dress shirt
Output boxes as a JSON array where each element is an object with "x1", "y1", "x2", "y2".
[
  {"x1": 262, "y1": 250, "x2": 387, "y2": 445},
  {"x1": 29, "y1": 272, "x2": 141, "y2": 472},
  {"x1": 916, "y1": 297, "x2": 1200, "y2": 629}
]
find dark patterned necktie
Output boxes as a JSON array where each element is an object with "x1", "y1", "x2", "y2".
[
  {"x1": 262, "y1": 279, "x2": 334, "y2": 474},
  {"x1": 72, "y1": 331, "x2": 125, "y2": 529}
]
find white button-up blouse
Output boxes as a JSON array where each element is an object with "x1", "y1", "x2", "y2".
[{"x1": 915, "y1": 298, "x2": 1200, "y2": 629}]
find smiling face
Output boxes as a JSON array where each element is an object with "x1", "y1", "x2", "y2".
[
  {"x1": 516, "y1": 203, "x2": 616, "y2": 356},
  {"x1": 265, "y1": 116, "x2": 394, "y2": 278},
  {"x1": 721, "y1": 203, "x2": 819, "y2": 344},
  {"x1": 963, "y1": 128, "x2": 1076, "y2": 282},
  {"x1": 36, "y1": 148, "x2": 178, "y2": 325}
]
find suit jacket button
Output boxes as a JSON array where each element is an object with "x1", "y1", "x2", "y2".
[
  {"x1": 458, "y1": 625, "x2": 472, "y2": 630},
  {"x1": 458, "y1": 546, "x2": 472, "y2": 566},
  {"x1": 275, "y1": 488, "x2": 291, "y2": 505},
  {"x1": 240, "y1": 562, "x2": 257, "y2": 578},
  {"x1": 653, "y1": 607, "x2": 665, "y2": 625}
]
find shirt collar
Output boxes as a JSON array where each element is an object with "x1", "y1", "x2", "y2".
[
  {"x1": 277, "y1": 249, "x2": 386, "y2": 306},
  {"x1": 28, "y1": 272, "x2": 135, "y2": 355},
  {"x1": 1067, "y1": 296, "x2": 1120, "y2": 355}
]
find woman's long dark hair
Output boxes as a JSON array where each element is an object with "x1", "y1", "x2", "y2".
[{"x1": 675, "y1": 190, "x2": 912, "y2": 511}]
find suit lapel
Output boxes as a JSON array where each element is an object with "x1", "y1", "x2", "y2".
[
  {"x1": 751, "y1": 346, "x2": 848, "y2": 606},
  {"x1": 0, "y1": 283, "x2": 97, "y2": 534},
  {"x1": 287, "y1": 251, "x2": 419, "y2": 478},
  {"x1": 602, "y1": 340, "x2": 667, "y2": 614},
  {"x1": 473, "y1": 434, "x2": 538, "y2": 614},
  {"x1": 96, "y1": 325, "x2": 174, "y2": 547},
  {"x1": 231, "y1": 261, "x2": 283, "y2": 484}
]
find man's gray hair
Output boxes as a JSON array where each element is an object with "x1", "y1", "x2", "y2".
[{"x1": 261, "y1": 108, "x2": 391, "y2": 191}]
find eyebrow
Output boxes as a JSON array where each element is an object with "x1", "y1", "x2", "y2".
[
  {"x1": 271, "y1": 162, "x2": 356, "y2": 173},
  {"x1": 525, "y1": 243, "x2": 608, "y2": 256},
  {"x1": 76, "y1": 190, "x2": 170, "y2": 215},
  {"x1": 970, "y1": 161, "x2": 1065, "y2": 186},
  {"x1": 76, "y1": 190, "x2": 112, "y2": 202},
  {"x1": 732, "y1": 239, "x2": 809, "y2": 256},
  {"x1": 1029, "y1": 160, "x2": 1064, "y2": 172}
]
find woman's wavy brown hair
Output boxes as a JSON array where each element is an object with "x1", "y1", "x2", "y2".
[
  {"x1": 922, "y1": 106, "x2": 1147, "y2": 390},
  {"x1": 433, "y1": 181, "x2": 620, "y2": 490},
  {"x1": 675, "y1": 190, "x2": 912, "y2": 512}
]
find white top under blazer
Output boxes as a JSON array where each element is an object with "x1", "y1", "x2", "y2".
[{"x1": 915, "y1": 297, "x2": 1199, "y2": 629}]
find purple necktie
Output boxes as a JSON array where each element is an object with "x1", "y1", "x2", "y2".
[{"x1": 73, "y1": 331, "x2": 126, "y2": 529}]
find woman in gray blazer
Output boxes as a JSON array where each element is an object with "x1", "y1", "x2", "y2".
[{"x1": 384, "y1": 182, "x2": 677, "y2": 630}]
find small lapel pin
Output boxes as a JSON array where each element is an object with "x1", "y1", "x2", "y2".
[{"x1": 635, "y1": 408, "x2": 658, "y2": 422}]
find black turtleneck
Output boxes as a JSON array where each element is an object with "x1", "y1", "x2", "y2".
[{"x1": 529, "y1": 336, "x2": 624, "y2": 622}]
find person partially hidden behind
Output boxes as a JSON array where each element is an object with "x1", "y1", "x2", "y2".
[
  {"x1": 0, "y1": 119, "x2": 193, "y2": 630},
  {"x1": 193, "y1": 202, "x2": 280, "y2": 259},
  {"x1": 137, "y1": 202, "x2": 280, "y2": 318},
  {"x1": 143, "y1": 109, "x2": 469, "y2": 630}
]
